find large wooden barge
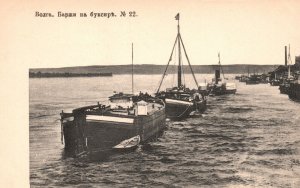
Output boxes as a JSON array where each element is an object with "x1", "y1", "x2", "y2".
[{"x1": 60, "y1": 93, "x2": 166, "y2": 157}]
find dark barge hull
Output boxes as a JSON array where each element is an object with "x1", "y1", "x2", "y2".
[
  {"x1": 164, "y1": 98, "x2": 206, "y2": 119},
  {"x1": 270, "y1": 81, "x2": 280, "y2": 86},
  {"x1": 279, "y1": 85, "x2": 289, "y2": 95},
  {"x1": 165, "y1": 99, "x2": 193, "y2": 119},
  {"x1": 288, "y1": 83, "x2": 300, "y2": 101},
  {"x1": 214, "y1": 90, "x2": 237, "y2": 96},
  {"x1": 210, "y1": 88, "x2": 237, "y2": 96},
  {"x1": 61, "y1": 105, "x2": 166, "y2": 157},
  {"x1": 246, "y1": 81, "x2": 259, "y2": 85},
  {"x1": 224, "y1": 89, "x2": 237, "y2": 94}
]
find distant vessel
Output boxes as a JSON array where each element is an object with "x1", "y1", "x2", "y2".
[
  {"x1": 283, "y1": 45, "x2": 300, "y2": 100},
  {"x1": 155, "y1": 13, "x2": 207, "y2": 119},
  {"x1": 279, "y1": 45, "x2": 294, "y2": 94},
  {"x1": 239, "y1": 75, "x2": 249, "y2": 82},
  {"x1": 246, "y1": 74, "x2": 261, "y2": 85},
  {"x1": 238, "y1": 73, "x2": 268, "y2": 85},
  {"x1": 239, "y1": 67, "x2": 252, "y2": 83},
  {"x1": 270, "y1": 72, "x2": 280, "y2": 86},
  {"x1": 60, "y1": 44, "x2": 166, "y2": 157},
  {"x1": 208, "y1": 53, "x2": 237, "y2": 95}
]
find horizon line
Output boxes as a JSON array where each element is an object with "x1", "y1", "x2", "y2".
[{"x1": 30, "y1": 63, "x2": 282, "y2": 69}]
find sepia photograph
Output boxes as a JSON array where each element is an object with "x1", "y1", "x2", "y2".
[{"x1": 1, "y1": 0, "x2": 300, "y2": 187}]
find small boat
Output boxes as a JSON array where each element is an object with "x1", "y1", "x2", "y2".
[
  {"x1": 155, "y1": 13, "x2": 207, "y2": 119},
  {"x1": 208, "y1": 53, "x2": 237, "y2": 95},
  {"x1": 113, "y1": 135, "x2": 140, "y2": 151}
]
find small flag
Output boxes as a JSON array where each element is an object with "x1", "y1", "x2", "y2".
[{"x1": 175, "y1": 13, "x2": 179, "y2": 20}]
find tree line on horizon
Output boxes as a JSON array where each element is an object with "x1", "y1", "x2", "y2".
[{"x1": 29, "y1": 72, "x2": 113, "y2": 78}]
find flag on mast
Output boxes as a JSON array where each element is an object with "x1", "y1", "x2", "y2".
[{"x1": 175, "y1": 13, "x2": 179, "y2": 20}]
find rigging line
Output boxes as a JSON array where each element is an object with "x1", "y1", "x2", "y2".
[
  {"x1": 179, "y1": 34, "x2": 199, "y2": 88},
  {"x1": 156, "y1": 36, "x2": 179, "y2": 94},
  {"x1": 181, "y1": 52, "x2": 186, "y2": 86},
  {"x1": 172, "y1": 41, "x2": 177, "y2": 88},
  {"x1": 175, "y1": 102, "x2": 193, "y2": 119}
]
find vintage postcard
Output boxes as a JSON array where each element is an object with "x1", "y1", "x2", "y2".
[{"x1": 1, "y1": 0, "x2": 300, "y2": 187}]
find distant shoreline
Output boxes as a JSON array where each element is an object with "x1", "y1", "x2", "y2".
[
  {"x1": 29, "y1": 64, "x2": 279, "y2": 76},
  {"x1": 29, "y1": 72, "x2": 112, "y2": 78}
]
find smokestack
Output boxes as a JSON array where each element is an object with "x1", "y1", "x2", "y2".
[
  {"x1": 285, "y1": 46, "x2": 287, "y2": 66},
  {"x1": 215, "y1": 70, "x2": 220, "y2": 84}
]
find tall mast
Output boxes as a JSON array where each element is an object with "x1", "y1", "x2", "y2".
[
  {"x1": 131, "y1": 43, "x2": 134, "y2": 94},
  {"x1": 176, "y1": 13, "x2": 182, "y2": 87},
  {"x1": 156, "y1": 13, "x2": 199, "y2": 93}
]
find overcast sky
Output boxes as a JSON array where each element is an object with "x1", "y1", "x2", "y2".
[{"x1": 1, "y1": 0, "x2": 300, "y2": 68}]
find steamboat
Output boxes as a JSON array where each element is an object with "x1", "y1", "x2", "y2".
[{"x1": 208, "y1": 53, "x2": 237, "y2": 95}]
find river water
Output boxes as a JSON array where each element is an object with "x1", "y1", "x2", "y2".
[{"x1": 29, "y1": 74, "x2": 300, "y2": 187}]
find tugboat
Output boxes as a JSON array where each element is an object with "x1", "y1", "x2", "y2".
[
  {"x1": 208, "y1": 53, "x2": 237, "y2": 95},
  {"x1": 279, "y1": 45, "x2": 294, "y2": 94},
  {"x1": 155, "y1": 13, "x2": 207, "y2": 119},
  {"x1": 60, "y1": 44, "x2": 166, "y2": 157}
]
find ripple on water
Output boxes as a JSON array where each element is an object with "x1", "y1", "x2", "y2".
[{"x1": 30, "y1": 79, "x2": 300, "y2": 187}]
